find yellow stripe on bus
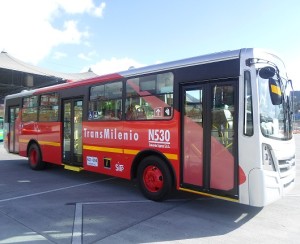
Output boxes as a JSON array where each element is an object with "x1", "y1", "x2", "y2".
[
  {"x1": 18, "y1": 140, "x2": 178, "y2": 161},
  {"x1": 85, "y1": 146, "x2": 178, "y2": 160},
  {"x1": 179, "y1": 187, "x2": 239, "y2": 202},
  {"x1": 83, "y1": 145, "x2": 123, "y2": 154},
  {"x1": 163, "y1": 153, "x2": 178, "y2": 160},
  {"x1": 271, "y1": 84, "x2": 282, "y2": 96},
  {"x1": 39, "y1": 141, "x2": 61, "y2": 147},
  {"x1": 124, "y1": 149, "x2": 140, "y2": 155},
  {"x1": 19, "y1": 139, "x2": 60, "y2": 147},
  {"x1": 19, "y1": 139, "x2": 29, "y2": 143}
]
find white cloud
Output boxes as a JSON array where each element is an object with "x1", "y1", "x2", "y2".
[
  {"x1": 87, "y1": 57, "x2": 145, "y2": 75},
  {"x1": 78, "y1": 53, "x2": 91, "y2": 61},
  {"x1": 56, "y1": 0, "x2": 106, "y2": 17},
  {"x1": 53, "y1": 51, "x2": 67, "y2": 60},
  {"x1": 78, "y1": 51, "x2": 96, "y2": 61},
  {"x1": 0, "y1": 0, "x2": 105, "y2": 64},
  {"x1": 60, "y1": 20, "x2": 89, "y2": 44},
  {"x1": 92, "y1": 2, "x2": 106, "y2": 17}
]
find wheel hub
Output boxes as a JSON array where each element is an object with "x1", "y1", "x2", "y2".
[{"x1": 143, "y1": 166, "x2": 163, "y2": 192}]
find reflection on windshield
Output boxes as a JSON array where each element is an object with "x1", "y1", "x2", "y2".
[{"x1": 258, "y1": 71, "x2": 293, "y2": 140}]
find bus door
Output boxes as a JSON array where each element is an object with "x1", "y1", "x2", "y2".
[
  {"x1": 181, "y1": 81, "x2": 238, "y2": 199},
  {"x1": 8, "y1": 106, "x2": 20, "y2": 153},
  {"x1": 62, "y1": 99, "x2": 83, "y2": 166}
]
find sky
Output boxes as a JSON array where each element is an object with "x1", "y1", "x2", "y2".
[{"x1": 1, "y1": 0, "x2": 300, "y2": 89}]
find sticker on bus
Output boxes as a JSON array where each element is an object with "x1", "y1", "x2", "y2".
[
  {"x1": 87, "y1": 156, "x2": 98, "y2": 167},
  {"x1": 148, "y1": 129, "x2": 171, "y2": 148},
  {"x1": 115, "y1": 163, "x2": 124, "y2": 172},
  {"x1": 164, "y1": 107, "x2": 172, "y2": 117}
]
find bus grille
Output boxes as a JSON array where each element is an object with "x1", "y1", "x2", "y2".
[{"x1": 278, "y1": 156, "x2": 295, "y2": 174}]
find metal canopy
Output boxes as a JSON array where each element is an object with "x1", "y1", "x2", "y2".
[{"x1": 0, "y1": 51, "x2": 98, "y2": 103}]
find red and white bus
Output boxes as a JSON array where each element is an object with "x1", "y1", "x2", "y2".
[{"x1": 3, "y1": 48, "x2": 295, "y2": 207}]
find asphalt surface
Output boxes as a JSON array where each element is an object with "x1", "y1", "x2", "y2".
[{"x1": 0, "y1": 136, "x2": 299, "y2": 244}]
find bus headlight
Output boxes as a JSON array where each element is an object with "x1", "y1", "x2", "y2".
[{"x1": 262, "y1": 144, "x2": 276, "y2": 171}]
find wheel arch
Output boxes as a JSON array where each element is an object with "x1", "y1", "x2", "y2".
[
  {"x1": 27, "y1": 139, "x2": 42, "y2": 159},
  {"x1": 131, "y1": 149, "x2": 176, "y2": 187}
]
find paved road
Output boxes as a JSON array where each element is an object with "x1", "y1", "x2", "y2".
[{"x1": 0, "y1": 137, "x2": 299, "y2": 244}]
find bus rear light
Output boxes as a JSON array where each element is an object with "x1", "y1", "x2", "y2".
[{"x1": 262, "y1": 144, "x2": 276, "y2": 171}]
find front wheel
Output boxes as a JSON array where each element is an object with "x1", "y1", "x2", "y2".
[
  {"x1": 28, "y1": 144, "x2": 46, "y2": 170},
  {"x1": 137, "y1": 156, "x2": 172, "y2": 201}
]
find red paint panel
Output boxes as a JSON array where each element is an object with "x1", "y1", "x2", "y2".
[
  {"x1": 210, "y1": 137, "x2": 234, "y2": 190},
  {"x1": 37, "y1": 122, "x2": 62, "y2": 164},
  {"x1": 183, "y1": 116, "x2": 203, "y2": 186},
  {"x1": 239, "y1": 166, "x2": 246, "y2": 185},
  {"x1": 19, "y1": 120, "x2": 37, "y2": 157},
  {"x1": 183, "y1": 116, "x2": 246, "y2": 190},
  {"x1": 82, "y1": 115, "x2": 180, "y2": 180}
]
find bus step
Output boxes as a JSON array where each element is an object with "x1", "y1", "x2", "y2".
[{"x1": 64, "y1": 164, "x2": 83, "y2": 172}]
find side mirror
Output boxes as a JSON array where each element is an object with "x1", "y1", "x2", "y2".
[
  {"x1": 259, "y1": 66, "x2": 276, "y2": 79},
  {"x1": 269, "y1": 78, "x2": 282, "y2": 105}
]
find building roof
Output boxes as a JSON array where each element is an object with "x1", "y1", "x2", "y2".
[
  {"x1": 0, "y1": 51, "x2": 98, "y2": 80},
  {"x1": 0, "y1": 51, "x2": 98, "y2": 102}
]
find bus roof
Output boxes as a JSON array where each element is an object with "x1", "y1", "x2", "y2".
[
  {"x1": 5, "y1": 48, "x2": 248, "y2": 100},
  {"x1": 119, "y1": 48, "x2": 241, "y2": 77}
]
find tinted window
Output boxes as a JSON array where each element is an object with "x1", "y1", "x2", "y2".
[
  {"x1": 89, "y1": 81, "x2": 122, "y2": 120},
  {"x1": 39, "y1": 93, "x2": 59, "y2": 122},
  {"x1": 22, "y1": 96, "x2": 38, "y2": 122},
  {"x1": 126, "y1": 72, "x2": 174, "y2": 120},
  {"x1": 244, "y1": 71, "x2": 253, "y2": 136}
]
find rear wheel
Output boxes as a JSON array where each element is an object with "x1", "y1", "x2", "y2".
[
  {"x1": 137, "y1": 156, "x2": 172, "y2": 201},
  {"x1": 28, "y1": 144, "x2": 46, "y2": 170}
]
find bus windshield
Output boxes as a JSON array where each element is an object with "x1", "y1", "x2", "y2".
[{"x1": 258, "y1": 67, "x2": 293, "y2": 140}]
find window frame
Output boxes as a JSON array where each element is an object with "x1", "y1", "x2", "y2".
[
  {"x1": 38, "y1": 92, "x2": 59, "y2": 122},
  {"x1": 21, "y1": 95, "x2": 39, "y2": 122},
  {"x1": 243, "y1": 70, "x2": 254, "y2": 136},
  {"x1": 88, "y1": 80, "x2": 123, "y2": 121},
  {"x1": 125, "y1": 72, "x2": 174, "y2": 121}
]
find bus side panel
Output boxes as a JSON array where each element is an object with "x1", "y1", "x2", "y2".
[
  {"x1": 82, "y1": 121, "x2": 128, "y2": 178},
  {"x1": 123, "y1": 119, "x2": 180, "y2": 180},
  {"x1": 84, "y1": 150, "x2": 129, "y2": 179},
  {"x1": 37, "y1": 122, "x2": 62, "y2": 165},
  {"x1": 19, "y1": 121, "x2": 37, "y2": 157},
  {"x1": 81, "y1": 117, "x2": 180, "y2": 181}
]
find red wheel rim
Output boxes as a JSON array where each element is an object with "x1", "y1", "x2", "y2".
[
  {"x1": 143, "y1": 165, "x2": 163, "y2": 192},
  {"x1": 30, "y1": 149, "x2": 37, "y2": 166}
]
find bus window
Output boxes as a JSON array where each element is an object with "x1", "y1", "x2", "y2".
[
  {"x1": 39, "y1": 93, "x2": 59, "y2": 122},
  {"x1": 211, "y1": 85, "x2": 234, "y2": 149},
  {"x1": 244, "y1": 71, "x2": 253, "y2": 136},
  {"x1": 126, "y1": 72, "x2": 174, "y2": 120},
  {"x1": 89, "y1": 81, "x2": 122, "y2": 120},
  {"x1": 22, "y1": 96, "x2": 38, "y2": 122}
]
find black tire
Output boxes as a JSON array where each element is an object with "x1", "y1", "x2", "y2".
[
  {"x1": 137, "y1": 156, "x2": 172, "y2": 201},
  {"x1": 28, "y1": 144, "x2": 46, "y2": 170}
]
